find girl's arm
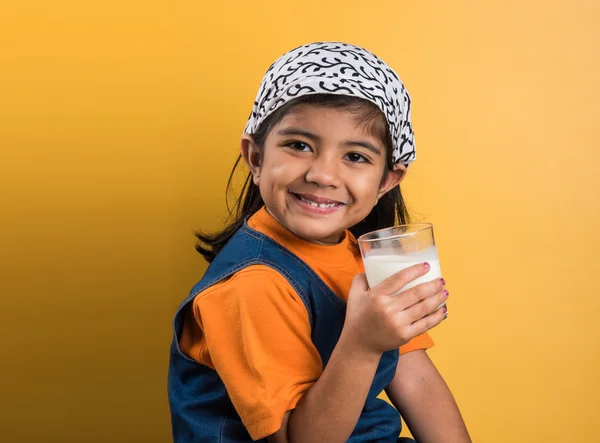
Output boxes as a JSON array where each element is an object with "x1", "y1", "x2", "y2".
[
  {"x1": 267, "y1": 267, "x2": 447, "y2": 443},
  {"x1": 385, "y1": 349, "x2": 472, "y2": 443},
  {"x1": 268, "y1": 334, "x2": 384, "y2": 443}
]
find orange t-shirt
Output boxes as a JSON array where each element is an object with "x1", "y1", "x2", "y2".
[{"x1": 178, "y1": 207, "x2": 434, "y2": 440}]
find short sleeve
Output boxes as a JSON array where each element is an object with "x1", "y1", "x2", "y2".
[
  {"x1": 399, "y1": 332, "x2": 434, "y2": 354},
  {"x1": 195, "y1": 265, "x2": 322, "y2": 440}
]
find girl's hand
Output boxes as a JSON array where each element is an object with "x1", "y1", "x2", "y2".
[{"x1": 340, "y1": 263, "x2": 447, "y2": 356}]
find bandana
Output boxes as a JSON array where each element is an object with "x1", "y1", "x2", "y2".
[{"x1": 244, "y1": 42, "x2": 416, "y2": 166}]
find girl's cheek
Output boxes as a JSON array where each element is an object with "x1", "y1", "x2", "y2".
[{"x1": 354, "y1": 173, "x2": 380, "y2": 191}]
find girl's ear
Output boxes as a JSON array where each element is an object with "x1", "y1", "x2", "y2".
[
  {"x1": 241, "y1": 135, "x2": 262, "y2": 185},
  {"x1": 377, "y1": 164, "x2": 407, "y2": 201}
]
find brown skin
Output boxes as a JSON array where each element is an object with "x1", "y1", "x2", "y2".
[
  {"x1": 386, "y1": 349, "x2": 471, "y2": 443},
  {"x1": 241, "y1": 105, "x2": 405, "y2": 245},
  {"x1": 241, "y1": 105, "x2": 470, "y2": 442},
  {"x1": 266, "y1": 267, "x2": 452, "y2": 443}
]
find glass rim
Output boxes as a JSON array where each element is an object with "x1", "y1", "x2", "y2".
[{"x1": 357, "y1": 223, "x2": 434, "y2": 243}]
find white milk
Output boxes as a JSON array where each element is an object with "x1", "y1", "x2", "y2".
[{"x1": 363, "y1": 246, "x2": 445, "y2": 308}]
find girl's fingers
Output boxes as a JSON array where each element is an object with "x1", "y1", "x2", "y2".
[
  {"x1": 407, "y1": 304, "x2": 448, "y2": 337},
  {"x1": 403, "y1": 287, "x2": 448, "y2": 325},
  {"x1": 375, "y1": 262, "x2": 431, "y2": 296},
  {"x1": 350, "y1": 273, "x2": 369, "y2": 294},
  {"x1": 393, "y1": 277, "x2": 446, "y2": 312}
]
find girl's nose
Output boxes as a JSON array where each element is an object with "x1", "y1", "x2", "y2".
[{"x1": 304, "y1": 156, "x2": 341, "y2": 188}]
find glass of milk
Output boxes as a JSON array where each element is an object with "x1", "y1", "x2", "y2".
[{"x1": 358, "y1": 224, "x2": 444, "y2": 308}]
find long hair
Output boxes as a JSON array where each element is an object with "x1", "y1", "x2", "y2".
[{"x1": 195, "y1": 94, "x2": 411, "y2": 263}]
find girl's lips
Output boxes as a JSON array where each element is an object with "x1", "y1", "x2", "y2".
[
  {"x1": 290, "y1": 192, "x2": 348, "y2": 214},
  {"x1": 290, "y1": 192, "x2": 349, "y2": 205}
]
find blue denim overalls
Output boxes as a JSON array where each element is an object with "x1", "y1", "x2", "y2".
[{"x1": 168, "y1": 220, "x2": 406, "y2": 442}]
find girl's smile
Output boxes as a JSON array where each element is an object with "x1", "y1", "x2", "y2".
[
  {"x1": 241, "y1": 104, "x2": 405, "y2": 245},
  {"x1": 290, "y1": 191, "x2": 350, "y2": 214}
]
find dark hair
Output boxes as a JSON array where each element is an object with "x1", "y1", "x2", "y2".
[{"x1": 195, "y1": 94, "x2": 411, "y2": 263}]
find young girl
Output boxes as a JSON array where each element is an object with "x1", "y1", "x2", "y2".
[{"x1": 168, "y1": 42, "x2": 471, "y2": 443}]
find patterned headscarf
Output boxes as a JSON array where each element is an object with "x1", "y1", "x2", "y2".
[{"x1": 244, "y1": 42, "x2": 416, "y2": 167}]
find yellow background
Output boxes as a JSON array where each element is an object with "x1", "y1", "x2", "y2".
[{"x1": 2, "y1": 1, "x2": 599, "y2": 442}]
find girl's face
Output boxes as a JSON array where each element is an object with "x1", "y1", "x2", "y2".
[{"x1": 242, "y1": 105, "x2": 405, "y2": 245}]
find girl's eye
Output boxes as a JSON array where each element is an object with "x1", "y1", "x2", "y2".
[
  {"x1": 285, "y1": 141, "x2": 311, "y2": 152},
  {"x1": 345, "y1": 152, "x2": 368, "y2": 163}
]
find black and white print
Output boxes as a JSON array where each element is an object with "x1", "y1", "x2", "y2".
[{"x1": 244, "y1": 42, "x2": 416, "y2": 167}]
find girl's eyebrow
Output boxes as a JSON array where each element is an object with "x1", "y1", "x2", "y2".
[
  {"x1": 277, "y1": 127, "x2": 382, "y2": 156},
  {"x1": 277, "y1": 127, "x2": 321, "y2": 141}
]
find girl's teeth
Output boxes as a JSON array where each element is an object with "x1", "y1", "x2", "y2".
[{"x1": 299, "y1": 195, "x2": 337, "y2": 208}]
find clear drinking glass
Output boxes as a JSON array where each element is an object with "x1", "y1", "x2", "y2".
[{"x1": 358, "y1": 224, "x2": 444, "y2": 306}]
